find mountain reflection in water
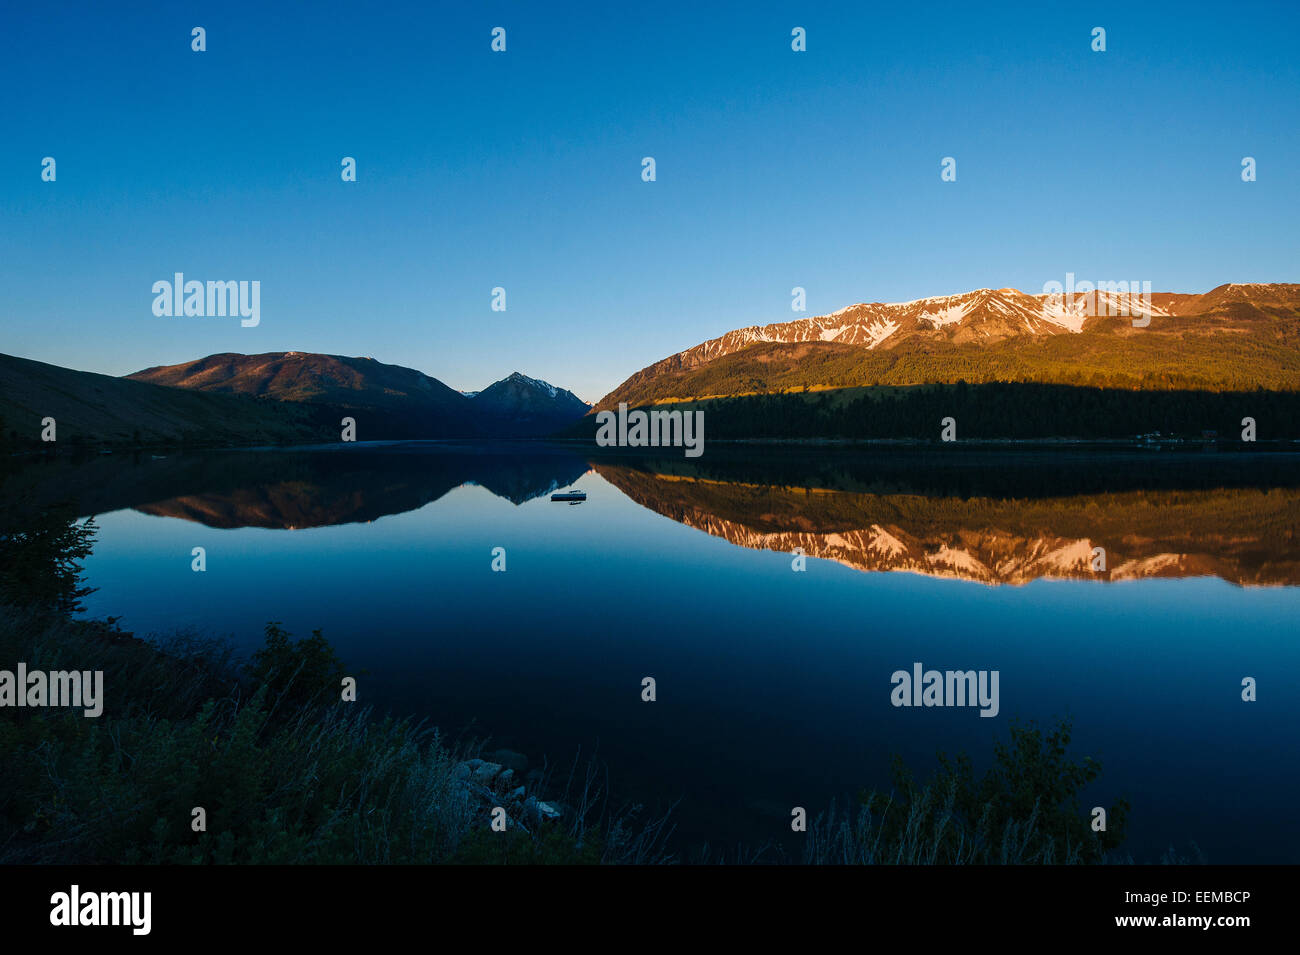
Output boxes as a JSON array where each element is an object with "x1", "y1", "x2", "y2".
[
  {"x1": 8, "y1": 442, "x2": 1299, "y2": 862},
  {"x1": 16, "y1": 443, "x2": 1295, "y2": 587}
]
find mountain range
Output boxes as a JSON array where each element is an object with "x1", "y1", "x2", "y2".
[
  {"x1": 3, "y1": 282, "x2": 1297, "y2": 449},
  {"x1": 0, "y1": 351, "x2": 589, "y2": 448},
  {"x1": 596, "y1": 283, "x2": 1300, "y2": 409},
  {"x1": 127, "y1": 352, "x2": 590, "y2": 439}
]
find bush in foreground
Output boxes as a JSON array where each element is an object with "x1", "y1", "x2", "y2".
[{"x1": 0, "y1": 609, "x2": 672, "y2": 864}]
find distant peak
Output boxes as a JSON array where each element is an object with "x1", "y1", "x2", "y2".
[{"x1": 499, "y1": 371, "x2": 559, "y2": 396}]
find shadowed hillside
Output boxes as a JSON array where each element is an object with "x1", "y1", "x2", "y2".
[
  {"x1": 0, "y1": 353, "x2": 333, "y2": 449},
  {"x1": 566, "y1": 381, "x2": 1300, "y2": 442},
  {"x1": 127, "y1": 353, "x2": 590, "y2": 438},
  {"x1": 127, "y1": 351, "x2": 476, "y2": 439}
]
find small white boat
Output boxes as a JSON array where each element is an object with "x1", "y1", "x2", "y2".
[{"x1": 551, "y1": 489, "x2": 587, "y2": 502}]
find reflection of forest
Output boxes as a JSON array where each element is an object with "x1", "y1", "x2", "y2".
[{"x1": 594, "y1": 459, "x2": 1300, "y2": 587}]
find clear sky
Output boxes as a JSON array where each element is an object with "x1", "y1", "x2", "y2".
[{"x1": 1, "y1": 0, "x2": 1297, "y2": 402}]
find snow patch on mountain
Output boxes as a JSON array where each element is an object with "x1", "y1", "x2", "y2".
[
  {"x1": 868, "y1": 525, "x2": 908, "y2": 558},
  {"x1": 924, "y1": 544, "x2": 991, "y2": 578},
  {"x1": 916, "y1": 299, "x2": 975, "y2": 328}
]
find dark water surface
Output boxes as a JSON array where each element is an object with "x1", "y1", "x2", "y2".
[{"x1": 25, "y1": 442, "x2": 1299, "y2": 862}]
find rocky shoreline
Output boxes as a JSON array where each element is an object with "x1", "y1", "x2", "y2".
[{"x1": 453, "y1": 754, "x2": 563, "y2": 832}]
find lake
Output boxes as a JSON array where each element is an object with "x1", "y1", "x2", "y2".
[{"x1": 17, "y1": 441, "x2": 1298, "y2": 863}]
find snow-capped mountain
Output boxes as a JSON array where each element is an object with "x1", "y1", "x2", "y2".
[
  {"x1": 597, "y1": 283, "x2": 1300, "y2": 408},
  {"x1": 468, "y1": 371, "x2": 591, "y2": 434},
  {"x1": 640, "y1": 284, "x2": 1294, "y2": 373}
]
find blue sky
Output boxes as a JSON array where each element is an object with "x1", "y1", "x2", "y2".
[{"x1": 2, "y1": 0, "x2": 1297, "y2": 401}]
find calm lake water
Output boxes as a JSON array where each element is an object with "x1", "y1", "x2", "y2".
[{"x1": 30, "y1": 442, "x2": 1300, "y2": 862}]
